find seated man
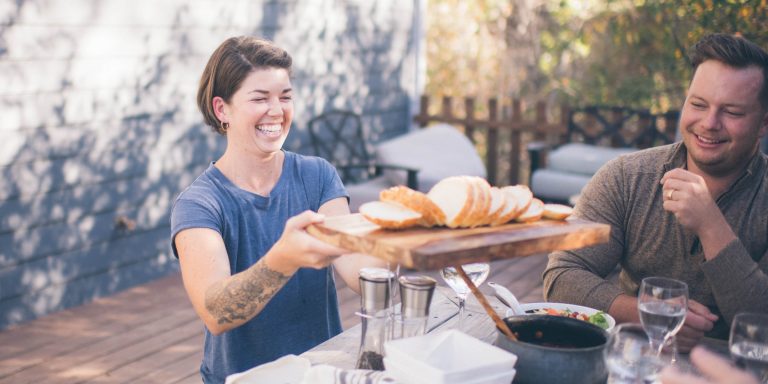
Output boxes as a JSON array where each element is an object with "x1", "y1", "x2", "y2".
[{"x1": 543, "y1": 33, "x2": 768, "y2": 352}]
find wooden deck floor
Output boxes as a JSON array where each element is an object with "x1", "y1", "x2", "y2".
[{"x1": 0, "y1": 255, "x2": 548, "y2": 383}]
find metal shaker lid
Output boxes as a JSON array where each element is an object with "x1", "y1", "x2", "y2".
[
  {"x1": 399, "y1": 275, "x2": 436, "y2": 318},
  {"x1": 358, "y1": 268, "x2": 395, "y2": 313}
]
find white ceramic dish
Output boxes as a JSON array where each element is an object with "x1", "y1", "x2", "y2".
[
  {"x1": 384, "y1": 329, "x2": 517, "y2": 384},
  {"x1": 505, "y1": 302, "x2": 615, "y2": 331}
]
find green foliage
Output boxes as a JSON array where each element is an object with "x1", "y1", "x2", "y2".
[{"x1": 426, "y1": 0, "x2": 768, "y2": 112}]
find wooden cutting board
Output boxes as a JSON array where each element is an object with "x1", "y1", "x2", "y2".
[{"x1": 307, "y1": 214, "x2": 610, "y2": 270}]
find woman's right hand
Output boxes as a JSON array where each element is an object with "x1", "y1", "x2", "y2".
[{"x1": 266, "y1": 210, "x2": 350, "y2": 274}]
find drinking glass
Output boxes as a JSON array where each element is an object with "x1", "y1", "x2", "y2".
[
  {"x1": 638, "y1": 277, "x2": 688, "y2": 355},
  {"x1": 730, "y1": 312, "x2": 768, "y2": 383},
  {"x1": 604, "y1": 323, "x2": 678, "y2": 384},
  {"x1": 440, "y1": 263, "x2": 490, "y2": 330}
]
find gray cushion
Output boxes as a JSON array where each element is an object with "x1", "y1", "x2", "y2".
[
  {"x1": 374, "y1": 124, "x2": 486, "y2": 192},
  {"x1": 530, "y1": 169, "x2": 592, "y2": 202},
  {"x1": 548, "y1": 143, "x2": 636, "y2": 175},
  {"x1": 345, "y1": 176, "x2": 392, "y2": 213}
]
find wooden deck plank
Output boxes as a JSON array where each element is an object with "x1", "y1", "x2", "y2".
[{"x1": 0, "y1": 256, "x2": 548, "y2": 383}]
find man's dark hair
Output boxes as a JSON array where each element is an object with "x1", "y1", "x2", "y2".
[{"x1": 689, "y1": 33, "x2": 768, "y2": 107}]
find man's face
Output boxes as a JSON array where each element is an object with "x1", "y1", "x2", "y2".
[{"x1": 679, "y1": 60, "x2": 768, "y2": 177}]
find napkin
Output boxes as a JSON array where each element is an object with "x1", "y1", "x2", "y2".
[{"x1": 225, "y1": 355, "x2": 396, "y2": 384}]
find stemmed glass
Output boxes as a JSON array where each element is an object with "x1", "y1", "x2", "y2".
[
  {"x1": 440, "y1": 263, "x2": 490, "y2": 330},
  {"x1": 729, "y1": 312, "x2": 768, "y2": 383},
  {"x1": 604, "y1": 323, "x2": 678, "y2": 383},
  {"x1": 638, "y1": 277, "x2": 688, "y2": 356}
]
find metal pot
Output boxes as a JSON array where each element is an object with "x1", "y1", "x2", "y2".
[{"x1": 495, "y1": 315, "x2": 608, "y2": 384}]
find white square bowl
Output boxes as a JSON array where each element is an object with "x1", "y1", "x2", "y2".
[
  {"x1": 384, "y1": 329, "x2": 517, "y2": 384},
  {"x1": 385, "y1": 357, "x2": 515, "y2": 384}
]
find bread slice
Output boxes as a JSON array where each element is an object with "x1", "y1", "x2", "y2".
[
  {"x1": 480, "y1": 186, "x2": 507, "y2": 226},
  {"x1": 458, "y1": 176, "x2": 490, "y2": 228},
  {"x1": 468, "y1": 176, "x2": 492, "y2": 227},
  {"x1": 427, "y1": 176, "x2": 474, "y2": 228},
  {"x1": 542, "y1": 203, "x2": 573, "y2": 220},
  {"x1": 380, "y1": 185, "x2": 446, "y2": 227},
  {"x1": 359, "y1": 201, "x2": 422, "y2": 229},
  {"x1": 491, "y1": 185, "x2": 533, "y2": 226},
  {"x1": 515, "y1": 198, "x2": 544, "y2": 223}
]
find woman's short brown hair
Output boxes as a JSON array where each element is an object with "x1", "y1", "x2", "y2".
[{"x1": 196, "y1": 36, "x2": 292, "y2": 134}]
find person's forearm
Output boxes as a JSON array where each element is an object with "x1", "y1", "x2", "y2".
[
  {"x1": 204, "y1": 256, "x2": 291, "y2": 334},
  {"x1": 702, "y1": 242, "x2": 768, "y2": 324},
  {"x1": 608, "y1": 294, "x2": 640, "y2": 324},
  {"x1": 697, "y1": 212, "x2": 737, "y2": 262}
]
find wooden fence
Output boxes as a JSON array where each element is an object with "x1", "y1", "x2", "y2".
[
  {"x1": 413, "y1": 95, "x2": 569, "y2": 186},
  {"x1": 413, "y1": 95, "x2": 679, "y2": 187}
]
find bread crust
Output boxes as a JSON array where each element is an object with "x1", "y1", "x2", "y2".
[
  {"x1": 380, "y1": 185, "x2": 446, "y2": 227},
  {"x1": 359, "y1": 201, "x2": 422, "y2": 229},
  {"x1": 542, "y1": 203, "x2": 573, "y2": 220},
  {"x1": 515, "y1": 198, "x2": 544, "y2": 223}
]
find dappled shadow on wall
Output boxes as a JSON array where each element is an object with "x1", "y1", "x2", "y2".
[{"x1": 0, "y1": 25, "x2": 224, "y2": 329}]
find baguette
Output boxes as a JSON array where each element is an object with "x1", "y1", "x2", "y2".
[{"x1": 359, "y1": 201, "x2": 422, "y2": 229}]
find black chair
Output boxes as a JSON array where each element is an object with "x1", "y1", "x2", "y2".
[{"x1": 306, "y1": 109, "x2": 419, "y2": 190}]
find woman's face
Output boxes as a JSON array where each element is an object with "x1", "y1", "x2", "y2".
[{"x1": 217, "y1": 67, "x2": 294, "y2": 157}]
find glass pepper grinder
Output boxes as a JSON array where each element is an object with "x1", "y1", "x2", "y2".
[
  {"x1": 398, "y1": 275, "x2": 436, "y2": 338},
  {"x1": 355, "y1": 267, "x2": 395, "y2": 370}
]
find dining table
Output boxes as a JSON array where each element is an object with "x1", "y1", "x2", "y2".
[{"x1": 301, "y1": 286, "x2": 508, "y2": 369}]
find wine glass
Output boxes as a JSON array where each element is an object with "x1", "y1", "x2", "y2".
[
  {"x1": 729, "y1": 312, "x2": 768, "y2": 383},
  {"x1": 604, "y1": 323, "x2": 678, "y2": 383},
  {"x1": 638, "y1": 277, "x2": 688, "y2": 355},
  {"x1": 440, "y1": 263, "x2": 490, "y2": 330}
]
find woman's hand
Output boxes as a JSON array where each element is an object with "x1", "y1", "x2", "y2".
[{"x1": 266, "y1": 210, "x2": 350, "y2": 274}]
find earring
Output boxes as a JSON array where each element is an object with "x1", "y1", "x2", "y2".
[{"x1": 221, "y1": 122, "x2": 229, "y2": 131}]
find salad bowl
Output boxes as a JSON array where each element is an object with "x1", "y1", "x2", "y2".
[{"x1": 505, "y1": 302, "x2": 615, "y2": 331}]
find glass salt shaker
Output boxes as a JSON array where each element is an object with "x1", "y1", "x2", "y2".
[
  {"x1": 397, "y1": 275, "x2": 436, "y2": 339},
  {"x1": 355, "y1": 267, "x2": 394, "y2": 370}
]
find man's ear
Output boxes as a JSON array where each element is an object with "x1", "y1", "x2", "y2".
[{"x1": 212, "y1": 96, "x2": 228, "y2": 124}]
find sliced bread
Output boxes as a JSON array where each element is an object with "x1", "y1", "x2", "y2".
[
  {"x1": 542, "y1": 203, "x2": 574, "y2": 220},
  {"x1": 359, "y1": 201, "x2": 422, "y2": 229},
  {"x1": 515, "y1": 198, "x2": 545, "y2": 223},
  {"x1": 380, "y1": 185, "x2": 446, "y2": 227},
  {"x1": 427, "y1": 176, "x2": 474, "y2": 228}
]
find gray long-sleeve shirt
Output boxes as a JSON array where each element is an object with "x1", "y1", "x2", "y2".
[{"x1": 543, "y1": 142, "x2": 768, "y2": 339}]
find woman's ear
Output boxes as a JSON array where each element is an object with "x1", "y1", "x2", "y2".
[{"x1": 212, "y1": 96, "x2": 228, "y2": 124}]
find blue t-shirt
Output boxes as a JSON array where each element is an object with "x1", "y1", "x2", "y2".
[{"x1": 170, "y1": 151, "x2": 348, "y2": 383}]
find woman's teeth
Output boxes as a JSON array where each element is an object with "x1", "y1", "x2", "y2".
[{"x1": 257, "y1": 124, "x2": 282, "y2": 134}]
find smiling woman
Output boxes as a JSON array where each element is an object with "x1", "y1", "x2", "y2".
[{"x1": 171, "y1": 36, "x2": 386, "y2": 383}]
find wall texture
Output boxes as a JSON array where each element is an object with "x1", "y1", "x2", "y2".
[{"x1": 0, "y1": 0, "x2": 425, "y2": 329}]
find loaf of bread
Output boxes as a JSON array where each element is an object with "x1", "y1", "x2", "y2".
[
  {"x1": 358, "y1": 176, "x2": 571, "y2": 229},
  {"x1": 426, "y1": 176, "x2": 475, "y2": 228}
]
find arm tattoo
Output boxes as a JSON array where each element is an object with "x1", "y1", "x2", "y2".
[{"x1": 204, "y1": 259, "x2": 291, "y2": 325}]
